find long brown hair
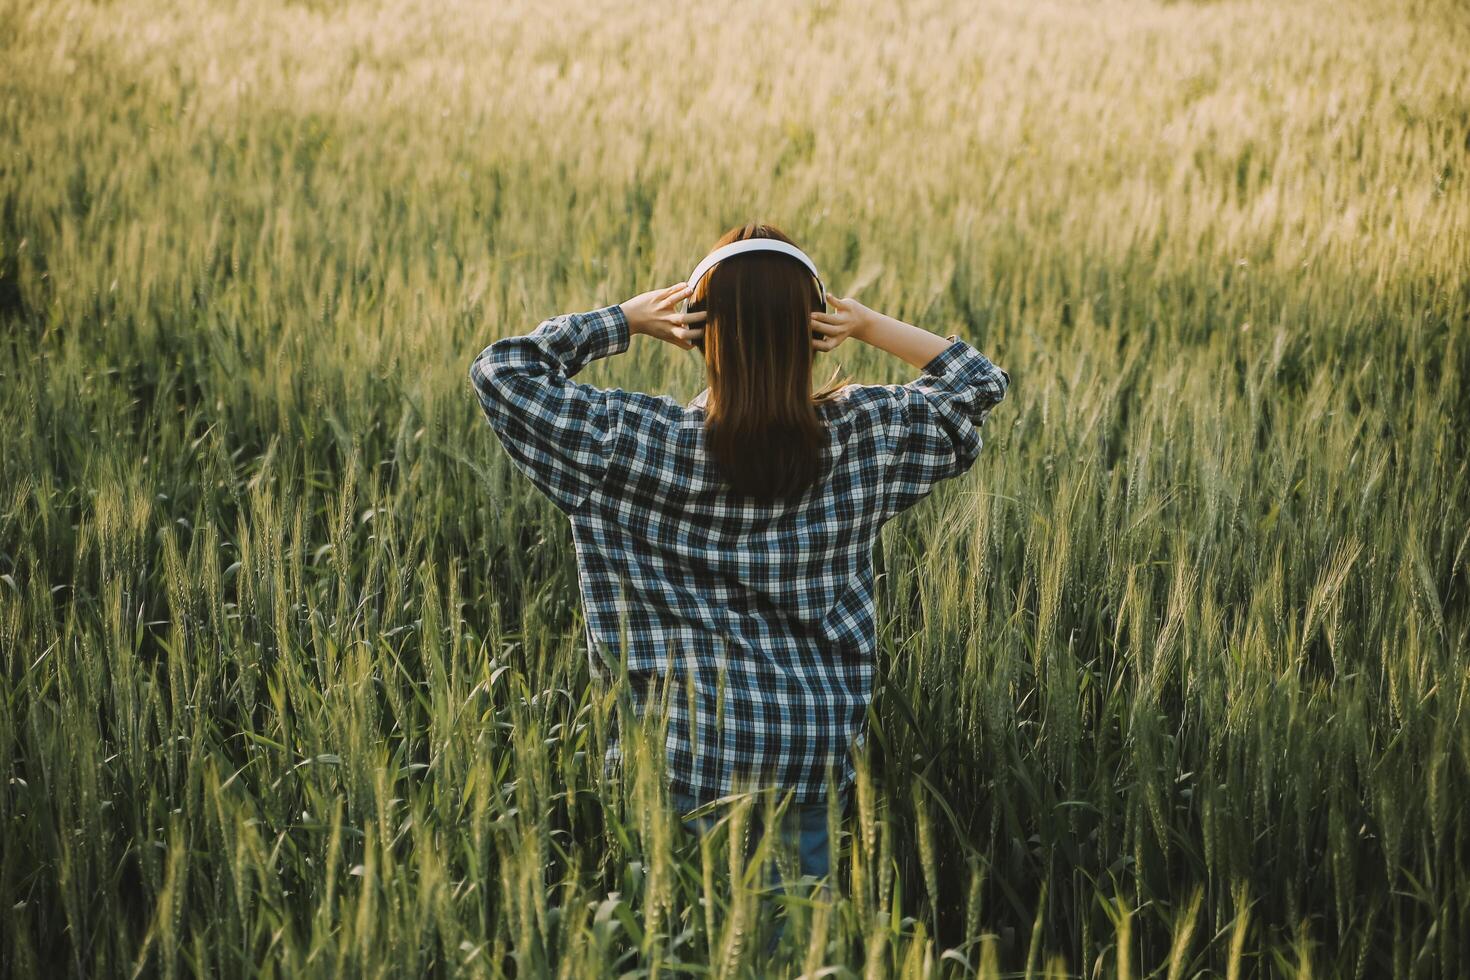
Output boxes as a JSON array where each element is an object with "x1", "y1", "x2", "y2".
[{"x1": 690, "y1": 223, "x2": 849, "y2": 502}]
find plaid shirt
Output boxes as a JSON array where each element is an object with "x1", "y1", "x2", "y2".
[{"x1": 469, "y1": 303, "x2": 1009, "y2": 803}]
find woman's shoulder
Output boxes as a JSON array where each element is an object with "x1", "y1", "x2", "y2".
[
  {"x1": 816, "y1": 382, "x2": 903, "y2": 421},
  {"x1": 609, "y1": 388, "x2": 695, "y2": 426}
]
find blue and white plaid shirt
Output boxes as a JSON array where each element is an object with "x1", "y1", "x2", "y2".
[{"x1": 469, "y1": 303, "x2": 1009, "y2": 803}]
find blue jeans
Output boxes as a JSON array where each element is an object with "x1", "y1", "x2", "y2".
[
  {"x1": 670, "y1": 789, "x2": 833, "y2": 880},
  {"x1": 669, "y1": 788, "x2": 836, "y2": 958}
]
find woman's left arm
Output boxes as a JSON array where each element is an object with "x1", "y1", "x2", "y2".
[{"x1": 468, "y1": 284, "x2": 704, "y2": 513}]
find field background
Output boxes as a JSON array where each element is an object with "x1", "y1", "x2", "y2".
[{"x1": 3, "y1": 0, "x2": 1469, "y2": 975}]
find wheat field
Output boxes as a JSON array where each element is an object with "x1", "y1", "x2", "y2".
[{"x1": 2, "y1": 0, "x2": 1469, "y2": 975}]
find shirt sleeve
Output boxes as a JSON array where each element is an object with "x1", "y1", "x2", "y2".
[
  {"x1": 468, "y1": 303, "x2": 631, "y2": 513},
  {"x1": 870, "y1": 335, "x2": 1010, "y2": 520}
]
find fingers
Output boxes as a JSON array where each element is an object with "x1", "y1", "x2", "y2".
[
  {"x1": 655, "y1": 283, "x2": 694, "y2": 310},
  {"x1": 677, "y1": 310, "x2": 707, "y2": 324},
  {"x1": 808, "y1": 318, "x2": 843, "y2": 336},
  {"x1": 810, "y1": 310, "x2": 842, "y2": 324},
  {"x1": 811, "y1": 335, "x2": 841, "y2": 352}
]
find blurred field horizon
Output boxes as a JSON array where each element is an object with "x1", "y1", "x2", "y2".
[{"x1": 3, "y1": 0, "x2": 1468, "y2": 976}]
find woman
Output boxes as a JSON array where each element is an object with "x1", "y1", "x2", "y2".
[{"x1": 468, "y1": 222, "x2": 1009, "y2": 885}]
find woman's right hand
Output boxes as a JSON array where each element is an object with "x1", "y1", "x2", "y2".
[{"x1": 809, "y1": 292, "x2": 875, "y2": 352}]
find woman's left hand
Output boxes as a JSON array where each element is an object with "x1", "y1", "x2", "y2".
[{"x1": 619, "y1": 283, "x2": 706, "y2": 350}]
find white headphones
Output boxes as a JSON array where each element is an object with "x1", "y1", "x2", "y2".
[{"x1": 677, "y1": 238, "x2": 827, "y2": 317}]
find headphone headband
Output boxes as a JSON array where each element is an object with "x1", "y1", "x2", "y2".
[{"x1": 683, "y1": 238, "x2": 826, "y2": 309}]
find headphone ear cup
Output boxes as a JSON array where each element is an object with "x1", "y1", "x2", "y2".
[{"x1": 687, "y1": 296, "x2": 706, "y2": 352}]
